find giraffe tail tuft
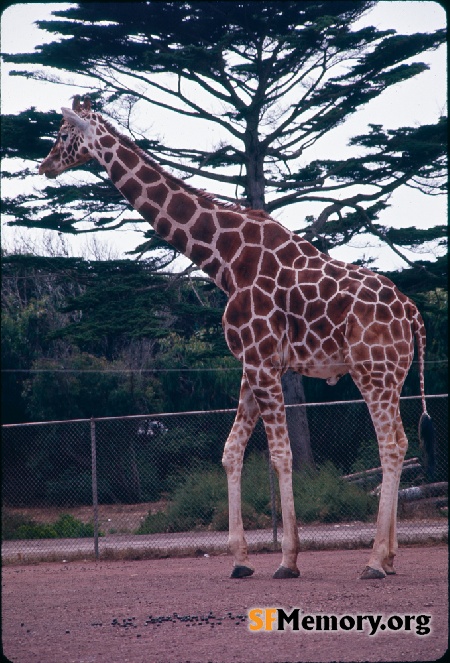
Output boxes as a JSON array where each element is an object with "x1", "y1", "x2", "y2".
[{"x1": 419, "y1": 411, "x2": 435, "y2": 482}]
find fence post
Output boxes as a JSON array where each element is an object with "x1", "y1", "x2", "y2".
[
  {"x1": 90, "y1": 417, "x2": 99, "y2": 560},
  {"x1": 267, "y1": 455, "x2": 278, "y2": 548}
]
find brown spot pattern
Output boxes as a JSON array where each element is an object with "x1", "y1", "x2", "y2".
[
  {"x1": 191, "y1": 213, "x2": 216, "y2": 243},
  {"x1": 190, "y1": 244, "x2": 213, "y2": 266},
  {"x1": 217, "y1": 233, "x2": 241, "y2": 263},
  {"x1": 148, "y1": 183, "x2": 169, "y2": 207},
  {"x1": 99, "y1": 135, "x2": 116, "y2": 148},
  {"x1": 117, "y1": 146, "x2": 140, "y2": 169},
  {"x1": 110, "y1": 161, "x2": 127, "y2": 183},
  {"x1": 231, "y1": 247, "x2": 261, "y2": 288},
  {"x1": 167, "y1": 193, "x2": 197, "y2": 224},
  {"x1": 121, "y1": 178, "x2": 142, "y2": 204},
  {"x1": 217, "y1": 211, "x2": 243, "y2": 228},
  {"x1": 171, "y1": 228, "x2": 188, "y2": 253},
  {"x1": 136, "y1": 165, "x2": 160, "y2": 184}
]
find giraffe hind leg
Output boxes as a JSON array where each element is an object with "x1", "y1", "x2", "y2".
[
  {"x1": 381, "y1": 410, "x2": 408, "y2": 575},
  {"x1": 360, "y1": 403, "x2": 407, "y2": 579}
]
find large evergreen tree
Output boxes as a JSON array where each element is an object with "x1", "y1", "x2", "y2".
[{"x1": 2, "y1": 1, "x2": 446, "y2": 273}]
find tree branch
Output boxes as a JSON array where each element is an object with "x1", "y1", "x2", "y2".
[{"x1": 353, "y1": 204, "x2": 438, "y2": 278}]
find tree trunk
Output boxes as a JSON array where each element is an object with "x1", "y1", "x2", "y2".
[
  {"x1": 281, "y1": 370, "x2": 314, "y2": 471},
  {"x1": 243, "y1": 122, "x2": 266, "y2": 211},
  {"x1": 243, "y1": 121, "x2": 314, "y2": 472}
]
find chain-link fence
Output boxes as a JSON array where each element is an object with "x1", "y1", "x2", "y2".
[{"x1": 2, "y1": 395, "x2": 447, "y2": 564}]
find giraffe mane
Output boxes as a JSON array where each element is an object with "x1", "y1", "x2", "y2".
[{"x1": 92, "y1": 113, "x2": 271, "y2": 221}]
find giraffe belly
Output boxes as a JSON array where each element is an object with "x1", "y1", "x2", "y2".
[
  {"x1": 284, "y1": 317, "x2": 348, "y2": 383},
  {"x1": 287, "y1": 343, "x2": 348, "y2": 384},
  {"x1": 295, "y1": 362, "x2": 348, "y2": 383}
]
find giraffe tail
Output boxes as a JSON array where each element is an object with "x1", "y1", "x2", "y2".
[
  {"x1": 411, "y1": 304, "x2": 436, "y2": 481},
  {"x1": 419, "y1": 412, "x2": 435, "y2": 482}
]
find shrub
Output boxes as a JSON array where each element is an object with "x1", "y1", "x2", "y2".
[
  {"x1": 137, "y1": 454, "x2": 375, "y2": 534},
  {"x1": 2, "y1": 512, "x2": 100, "y2": 540},
  {"x1": 137, "y1": 456, "x2": 273, "y2": 534},
  {"x1": 242, "y1": 453, "x2": 274, "y2": 516},
  {"x1": 349, "y1": 438, "x2": 382, "y2": 474},
  {"x1": 293, "y1": 462, "x2": 377, "y2": 523},
  {"x1": 52, "y1": 513, "x2": 98, "y2": 538},
  {"x1": 137, "y1": 464, "x2": 228, "y2": 533},
  {"x1": 210, "y1": 500, "x2": 270, "y2": 531}
]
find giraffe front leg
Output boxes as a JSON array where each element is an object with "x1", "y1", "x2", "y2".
[
  {"x1": 248, "y1": 366, "x2": 300, "y2": 579},
  {"x1": 223, "y1": 456, "x2": 253, "y2": 578},
  {"x1": 222, "y1": 374, "x2": 260, "y2": 578},
  {"x1": 380, "y1": 465, "x2": 402, "y2": 576},
  {"x1": 270, "y1": 445, "x2": 301, "y2": 579}
]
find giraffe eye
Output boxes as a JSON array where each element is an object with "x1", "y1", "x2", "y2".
[{"x1": 60, "y1": 133, "x2": 69, "y2": 142}]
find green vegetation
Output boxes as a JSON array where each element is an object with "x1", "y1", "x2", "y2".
[
  {"x1": 137, "y1": 455, "x2": 377, "y2": 534},
  {"x1": 2, "y1": 512, "x2": 101, "y2": 540},
  {"x1": 2, "y1": 254, "x2": 238, "y2": 425},
  {"x1": 292, "y1": 462, "x2": 377, "y2": 523}
]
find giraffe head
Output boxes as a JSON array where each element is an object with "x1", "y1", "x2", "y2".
[{"x1": 39, "y1": 95, "x2": 94, "y2": 178}]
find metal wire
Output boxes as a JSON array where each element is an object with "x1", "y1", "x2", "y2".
[{"x1": 2, "y1": 395, "x2": 447, "y2": 564}]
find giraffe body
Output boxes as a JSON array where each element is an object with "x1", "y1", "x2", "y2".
[{"x1": 39, "y1": 96, "x2": 434, "y2": 579}]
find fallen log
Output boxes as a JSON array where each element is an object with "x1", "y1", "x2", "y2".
[
  {"x1": 349, "y1": 464, "x2": 422, "y2": 486},
  {"x1": 342, "y1": 457, "x2": 420, "y2": 483},
  {"x1": 397, "y1": 482, "x2": 448, "y2": 502}
]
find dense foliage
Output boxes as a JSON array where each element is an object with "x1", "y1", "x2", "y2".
[
  {"x1": 137, "y1": 456, "x2": 377, "y2": 533},
  {"x1": 2, "y1": 253, "x2": 242, "y2": 424},
  {"x1": 2, "y1": 253, "x2": 447, "y2": 427}
]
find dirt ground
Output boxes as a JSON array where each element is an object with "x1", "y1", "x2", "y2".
[{"x1": 2, "y1": 545, "x2": 447, "y2": 663}]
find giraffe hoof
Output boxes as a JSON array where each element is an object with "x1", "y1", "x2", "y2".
[
  {"x1": 360, "y1": 566, "x2": 386, "y2": 580},
  {"x1": 230, "y1": 565, "x2": 254, "y2": 579},
  {"x1": 273, "y1": 566, "x2": 300, "y2": 579}
]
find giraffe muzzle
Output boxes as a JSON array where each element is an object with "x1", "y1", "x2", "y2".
[{"x1": 38, "y1": 163, "x2": 58, "y2": 178}]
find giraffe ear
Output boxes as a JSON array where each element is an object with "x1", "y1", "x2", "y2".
[
  {"x1": 72, "y1": 95, "x2": 82, "y2": 111},
  {"x1": 61, "y1": 108, "x2": 89, "y2": 132}
]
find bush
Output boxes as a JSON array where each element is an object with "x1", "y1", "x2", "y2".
[
  {"x1": 137, "y1": 456, "x2": 273, "y2": 534},
  {"x1": 349, "y1": 438, "x2": 382, "y2": 474},
  {"x1": 242, "y1": 453, "x2": 274, "y2": 516},
  {"x1": 137, "y1": 454, "x2": 375, "y2": 534},
  {"x1": 2, "y1": 512, "x2": 101, "y2": 540},
  {"x1": 137, "y1": 464, "x2": 228, "y2": 533},
  {"x1": 293, "y1": 462, "x2": 377, "y2": 523}
]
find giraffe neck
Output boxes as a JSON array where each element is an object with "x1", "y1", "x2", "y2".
[{"x1": 88, "y1": 114, "x2": 269, "y2": 294}]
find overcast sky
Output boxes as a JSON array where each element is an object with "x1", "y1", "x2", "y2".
[{"x1": 1, "y1": 1, "x2": 447, "y2": 268}]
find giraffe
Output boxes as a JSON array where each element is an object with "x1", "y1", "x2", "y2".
[{"x1": 39, "y1": 95, "x2": 435, "y2": 580}]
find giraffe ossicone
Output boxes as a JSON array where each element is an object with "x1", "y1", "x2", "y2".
[{"x1": 39, "y1": 95, "x2": 435, "y2": 580}]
